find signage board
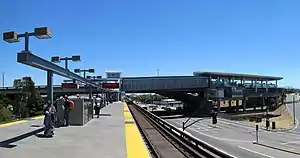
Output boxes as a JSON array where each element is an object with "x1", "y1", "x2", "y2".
[
  {"x1": 102, "y1": 83, "x2": 119, "y2": 89},
  {"x1": 62, "y1": 83, "x2": 79, "y2": 89},
  {"x1": 106, "y1": 71, "x2": 121, "y2": 79}
]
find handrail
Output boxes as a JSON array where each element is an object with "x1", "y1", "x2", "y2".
[{"x1": 131, "y1": 102, "x2": 235, "y2": 158}]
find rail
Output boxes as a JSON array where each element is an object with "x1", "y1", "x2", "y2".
[{"x1": 127, "y1": 100, "x2": 234, "y2": 158}]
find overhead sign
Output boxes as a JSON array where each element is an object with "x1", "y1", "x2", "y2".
[
  {"x1": 102, "y1": 83, "x2": 119, "y2": 89},
  {"x1": 62, "y1": 83, "x2": 79, "y2": 89},
  {"x1": 106, "y1": 71, "x2": 121, "y2": 79}
]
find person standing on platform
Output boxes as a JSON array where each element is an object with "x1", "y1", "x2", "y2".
[
  {"x1": 94, "y1": 95, "x2": 102, "y2": 118},
  {"x1": 44, "y1": 101, "x2": 56, "y2": 137},
  {"x1": 63, "y1": 95, "x2": 71, "y2": 126}
]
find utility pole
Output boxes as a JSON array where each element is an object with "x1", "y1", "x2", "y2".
[
  {"x1": 293, "y1": 94, "x2": 296, "y2": 124},
  {"x1": 156, "y1": 69, "x2": 160, "y2": 77},
  {"x1": 2, "y1": 72, "x2": 4, "y2": 90}
]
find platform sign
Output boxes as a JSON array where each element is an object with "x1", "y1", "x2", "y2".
[
  {"x1": 102, "y1": 83, "x2": 119, "y2": 89},
  {"x1": 62, "y1": 83, "x2": 79, "y2": 89},
  {"x1": 106, "y1": 71, "x2": 121, "y2": 79}
]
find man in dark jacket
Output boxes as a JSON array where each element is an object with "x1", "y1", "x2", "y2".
[{"x1": 63, "y1": 95, "x2": 71, "y2": 126}]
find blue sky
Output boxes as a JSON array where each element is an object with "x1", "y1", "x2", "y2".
[{"x1": 0, "y1": 0, "x2": 300, "y2": 87}]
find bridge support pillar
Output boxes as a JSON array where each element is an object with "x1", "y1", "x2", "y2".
[
  {"x1": 235, "y1": 100, "x2": 239, "y2": 112},
  {"x1": 47, "y1": 70, "x2": 53, "y2": 104}
]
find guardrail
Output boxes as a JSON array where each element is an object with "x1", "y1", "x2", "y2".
[{"x1": 129, "y1": 101, "x2": 235, "y2": 158}]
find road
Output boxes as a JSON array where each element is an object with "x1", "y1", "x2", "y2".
[{"x1": 165, "y1": 116, "x2": 300, "y2": 158}]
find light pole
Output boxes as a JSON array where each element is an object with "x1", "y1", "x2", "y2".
[
  {"x1": 74, "y1": 68, "x2": 95, "y2": 78},
  {"x1": 156, "y1": 69, "x2": 160, "y2": 77},
  {"x1": 3, "y1": 27, "x2": 52, "y2": 53},
  {"x1": 75, "y1": 68, "x2": 95, "y2": 110},
  {"x1": 3, "y1": 27, "x2": 53, "y2": 102},
  {"x1": 51, "y1": 55, "x2": 81, "y2": 70},
  {"x1": 293, "y1": 94, "x2": 296, "y2": 124},
  {"x1": 52, "y1": 55, "x2": 81, "y2": 83}
]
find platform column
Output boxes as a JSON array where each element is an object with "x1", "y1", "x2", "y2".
[
  {"x1": 243, "y1": 97, "x2": 247, "y2": 112},
  {"x1": 47, "y1": 70, "x2": 53, "y2": 104},
  {"x1": 255, "y1": 79, "x2": 258, "y2": 92},
  {"x1": 236, "y1": 100, "x2": 239, "y2": 112}
]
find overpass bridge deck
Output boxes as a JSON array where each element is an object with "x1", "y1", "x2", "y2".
[{"x1": 0, "y1": 102, "x2": 150, "y2": 158}]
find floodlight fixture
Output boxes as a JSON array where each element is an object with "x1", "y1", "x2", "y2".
[
  {"x1": 74, "y1": 69, "x2": 80, "y2": 73},
  {"x1": 51, "y1": 56, "x2": 60, "y2": 63},
  {"x1": 3, "y1": 31, "x2": 20, "y2": 43},
  {"x1": 34, "y1": 27, "x2": 52, "y2": 39},
  {"x1": 88, "y1": 69, "x2": 95, "y2": 73},
  {"x1": 71, "y1": 55, "x2": 81, "y2": 62}
]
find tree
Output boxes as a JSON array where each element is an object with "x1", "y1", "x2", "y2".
[{"x1": 12, "y1": 77, "x2": 44, "y2": 117}]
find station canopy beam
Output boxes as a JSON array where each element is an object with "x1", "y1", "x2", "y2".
[{"x1": 17, "y1": 52, "x2": 108, "y2": 92}]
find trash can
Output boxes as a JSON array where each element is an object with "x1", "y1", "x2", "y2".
[
  {"x1": 266, "y1": 120, "x2": 270, "y2": 129},
  {"x1": 272, "y1": 121, "x2": 276, "y2": 129}
]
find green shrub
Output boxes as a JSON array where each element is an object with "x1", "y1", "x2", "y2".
[{"x1": 0, "y1": 107, "x2": 13, "y2": 123}]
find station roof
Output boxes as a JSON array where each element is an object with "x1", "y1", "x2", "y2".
[{"x1": 193, "y1": 71, "x2": 283, "y2": 81}]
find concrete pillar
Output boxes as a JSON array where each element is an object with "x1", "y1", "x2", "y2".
[
  {"x1": 255, "y1": 79, "x2": 257, "y2": 92},
  {"x1": 47, "y1": 70, "x2": 53, "y2": 104},
  {"x1": 236, "y1": 100, "x2": 239, "y2": 112},
  {"x1": 261, "y1": 97, "x2": 264, "y2": 110},
  {"x1": 217, "y1": 100, "x2": 221, "y2": 112},
  {"x1": 243, "y1": 98, "x2": 247, "y2": 112},
  {"x1": 266, "y1": 81, "x2": 269, "y2": 92}
]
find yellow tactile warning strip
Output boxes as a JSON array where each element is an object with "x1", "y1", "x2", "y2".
[
  {"x1": 0, "y1": 115, "x2": 45, "y2": 128},
  {"x1": 124, "y1": 102, "x2": 150, "y2": 158},
  {"x1": 31, "y1": 115, "x2": 45, "y2": 120},
  {"x1": 0, "y1": 120, "x2": 28, "y2": 128}
]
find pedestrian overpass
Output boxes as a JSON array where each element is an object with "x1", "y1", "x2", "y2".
[{"x1": 120, "y1": 76, "x2": 209, "y2": 93}]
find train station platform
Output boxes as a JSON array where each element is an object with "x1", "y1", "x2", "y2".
[{"x1": 0, "y1": 102, "x2": 150, "y2": 158}]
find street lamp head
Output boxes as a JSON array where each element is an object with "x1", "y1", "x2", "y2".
[
  {"x1": 51, "y1": 56, "x2": 60, "y2": 63},
  {"x1": 34, "y1": 27, "x2": 52, "y2": 39},
  {"x1": 3, "y1": 31, "x2": 20, "y2": 43},
  {"x1": 74, "y1": 69, "x2": 80, "y2": 73},
  {"x1": 71, "y1": 55, "x2": 81, "y2": 62},
  {"x1": 88, "y1": 69, "x2": 95, "y2": 73}
]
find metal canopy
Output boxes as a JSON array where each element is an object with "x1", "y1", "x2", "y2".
[{"x1": 17, "y1": 52, "x2": 109, "y2": 92}]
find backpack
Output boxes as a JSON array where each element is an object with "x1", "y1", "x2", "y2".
[{"x1": 68, "y1": 100, "x2": 75, "y2": 110}]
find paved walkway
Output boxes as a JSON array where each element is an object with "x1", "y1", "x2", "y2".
[{"x1": 0, "y1": 102, "x2": 149, "y2": 158}]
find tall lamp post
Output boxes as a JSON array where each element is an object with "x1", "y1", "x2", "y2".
[
  {"x1": 3, "y1": 27, "x2": 53, "y2": 102},
  {"x1": 74, "y1": 68, "x2": 95, "y2": 78},
  {"x1": 3, "y1": 27, "x2": 52, "y2": 53},
  {"x1": 52, "y1": 55, "x2": 81, "y2": 83},
  {"x1": 74, "y1": 68, "x2": 95, "y2": 108},
  {"x1": 51, "y1": 55, "x2": 81, "y2": 70}
]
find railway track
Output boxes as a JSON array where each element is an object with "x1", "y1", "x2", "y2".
[{"x1": 127, "y1": 102, "x2": 232, "y2": 158}]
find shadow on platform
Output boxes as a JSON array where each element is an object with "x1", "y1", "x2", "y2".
[
  {"x1": 0, "y1": 127, "x2": 44, "y2": 148},
  {"x1": 94, "y1": 113, "x2": 112, "y2": 117}
]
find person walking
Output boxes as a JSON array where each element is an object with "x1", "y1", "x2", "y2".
[{"x1": 94, "y1": 95, "x2": 102, "y2": 118}]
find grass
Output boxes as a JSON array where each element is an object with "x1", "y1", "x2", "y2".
[{"x1": 222, "y1": 104, "x2": 295, "y2": 131}]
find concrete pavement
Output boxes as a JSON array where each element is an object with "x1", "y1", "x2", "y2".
[
  {"x1": 0, "y1": 102, "x2": 128, "y2": 158},
  {"x1": 165, "y1": 117, "x2": 300, "y2": 158}
]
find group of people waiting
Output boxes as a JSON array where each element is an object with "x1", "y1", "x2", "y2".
[
  {"x1": 43, "y1": 95, "x2": 74, "y2": 137},
  {"x1": 43, "y1": 95, "x2": 106, "y2": 137}
]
